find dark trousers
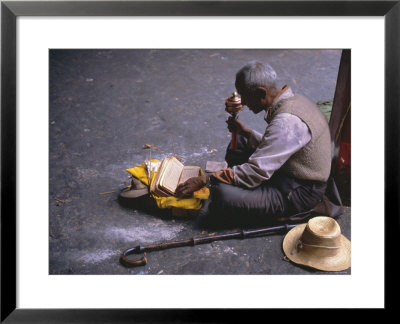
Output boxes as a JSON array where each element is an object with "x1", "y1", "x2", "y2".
[{"x1": 197, "y1": 136, "x2": 327, "y2": 228}]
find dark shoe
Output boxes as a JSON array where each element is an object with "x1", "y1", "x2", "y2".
[{"x1": 195, "y1": 199, "x2": 212, "y2": 227}]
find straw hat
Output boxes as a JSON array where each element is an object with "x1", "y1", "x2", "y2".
[{"x1": 282, "y1": 216, "x2": 351, "y2": 271}]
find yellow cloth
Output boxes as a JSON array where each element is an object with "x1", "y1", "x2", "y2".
[{"x1": 126, "y1": 159, "x2": 210, "y2": 210}]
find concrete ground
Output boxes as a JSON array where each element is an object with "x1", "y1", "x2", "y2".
[{"x1": 49, "y1": 49, "x2": 350, "y2": 275}]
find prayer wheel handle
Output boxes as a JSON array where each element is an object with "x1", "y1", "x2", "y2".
[{"x1": 120, "y1": 246, "x2": 148, "y2": 267}]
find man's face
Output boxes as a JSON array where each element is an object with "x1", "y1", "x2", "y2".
[{"x1": 236, "y1": 88, "x2": 265, "y2": 114}]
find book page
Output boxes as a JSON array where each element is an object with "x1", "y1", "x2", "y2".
[
  {"x1": 178, "y1": 166, "x2": 201, "y2": 185},
  {"x1": 150, "y1": 158, "x2": 168, "y2": 193},
  {"x1": 160, "y1": 157, "x2": 184, "y2": 193}
]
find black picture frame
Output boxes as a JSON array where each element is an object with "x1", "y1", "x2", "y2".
[{"x1": 1, "y1": 0, "x2": 397, "y2": 321}]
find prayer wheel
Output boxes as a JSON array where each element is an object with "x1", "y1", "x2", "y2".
[{"x1": 225, "y1": 92, "x2": 243, "y2": 150}]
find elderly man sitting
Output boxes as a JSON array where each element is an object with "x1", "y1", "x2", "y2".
[{"x1": 176, "y1": 61, "x2": 337, "y2": 227}]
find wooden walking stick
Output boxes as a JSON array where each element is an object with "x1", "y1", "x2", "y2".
[
  {"x1": 120, "y1": 224, "x2": 296, "y2": 267},
  {"x1": 225, "y1": 92, "x2": 243, "y2": 150}
]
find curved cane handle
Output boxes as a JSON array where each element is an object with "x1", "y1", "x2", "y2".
[{"x1": 120, "y1": 247, "x2": 148, "y2": 267}]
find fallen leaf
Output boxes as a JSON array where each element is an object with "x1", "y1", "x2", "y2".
[
  {"x1": 207, "y1": 149, "x2": 218, "y2": 154},
  {"x1": 143, "y1": 144, "x2": 158, "y2": 150}
]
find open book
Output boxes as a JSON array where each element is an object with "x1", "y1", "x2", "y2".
[{"x1": 150, "y1": 156, "x2": 201, "y2": 197}]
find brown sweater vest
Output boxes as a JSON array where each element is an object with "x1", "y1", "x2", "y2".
[{"x1": 270, "y1": 94, "x2": 331, "y2": 182}]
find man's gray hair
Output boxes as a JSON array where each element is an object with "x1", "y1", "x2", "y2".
[{"x1": 235, "y1": 61, "x2": 277, "y2": 91}]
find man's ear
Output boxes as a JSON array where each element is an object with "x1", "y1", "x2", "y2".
[{"x1": 255, "y1": 87, "x2": 268, "y2": 102}]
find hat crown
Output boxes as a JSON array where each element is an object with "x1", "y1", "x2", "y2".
[
  {"x1": 131, "y1": 177, "x2": 148, "y2": 189},
  {"x1": 298, "y1": 217, "x2": 342, "y2": 257}
]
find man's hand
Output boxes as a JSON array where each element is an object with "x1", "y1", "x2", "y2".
[
  {"x1": 175, "y1": 175, "x2": 207, "y2": 198},
  {"x1": 226, "y1": 117, "x2": 252, "y2": 139},
  {"x1": 210, "y1": 168, "x2": 235, "y2": 185}
]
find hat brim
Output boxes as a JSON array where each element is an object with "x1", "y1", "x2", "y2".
[
  {"x1": 282, "y1": 224, "x2": 351, "y2": 272},
  {"x1": 119, "y1": 187, "x2": 149, "y2": 199}
]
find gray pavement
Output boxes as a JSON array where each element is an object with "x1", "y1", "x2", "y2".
[{"x1": 49, "y1": 49, "x2": 350, "y2": 275}]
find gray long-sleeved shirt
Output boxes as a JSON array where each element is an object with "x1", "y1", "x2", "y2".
[{"x1": 232, "y1": 88, "x2": 312, "y2": 188}]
